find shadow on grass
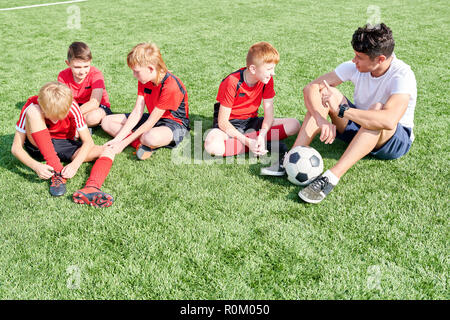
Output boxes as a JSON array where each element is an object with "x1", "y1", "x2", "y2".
[
  {"x1": 15, "y1": 101, "x2": 26, "y2": 110},
  {"x1": 0, "y1": 133, "x2": 41, "y2": 184}
]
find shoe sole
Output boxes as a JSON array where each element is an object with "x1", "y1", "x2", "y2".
[
  {"x1": 73, "y1": 191, "x2": 114, "y2": 208},
  {"x1": 298, "y1": 190, "x2": 323, "y2": 204},
  {"x1": 260, "y1": 168, "x2": 286, "y2": 176}
]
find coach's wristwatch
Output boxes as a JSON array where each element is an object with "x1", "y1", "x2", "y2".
[{"x1": 338, "y1": 103, "x2": 350, "y2": 118}]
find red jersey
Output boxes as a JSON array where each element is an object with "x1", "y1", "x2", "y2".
[
  {"x1": 16, "y1": 96, "x2": 87, "y2": 140},
  {"x1": 58, "y1": 66, "x2": 111, "y2": 108},
  {"x1": 138, "y1": 72, "x2": 189, "y2": 128},
  {"x1": 216, "y1": 68, "x2": 275, "y2": 120}
]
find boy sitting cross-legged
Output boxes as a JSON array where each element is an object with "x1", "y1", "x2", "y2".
[
  {"x1": 11, "y1": 82, "x2": 116, "y2": 207},
  {"x1": 204, "y1": 41, "x2": 300, "y2": 174},
  {"x1": 58, "y1": 41, "x2": 112, "y2": 128},
  {"x1": 101, "y1": 42, "x2": 190, "y2": 159}
]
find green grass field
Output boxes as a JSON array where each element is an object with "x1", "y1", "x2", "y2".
[{"x1": 0, "y1": 0, "x2": 448, "y2": 299}]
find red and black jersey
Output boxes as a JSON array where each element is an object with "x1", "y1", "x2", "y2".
[
  {"x1": 16, "y1": 96, "x2": 87, "y2": 140},
  {"x1": 138, "y1": 72, "x2": 189, "y2": 129},
  {"x1": 216, "y1": 68, "x2": 275, "y2": 120}
]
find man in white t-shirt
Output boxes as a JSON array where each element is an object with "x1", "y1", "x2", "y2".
[{"x1": 266, "y1": 23, "x2": 417, "y2": 204}]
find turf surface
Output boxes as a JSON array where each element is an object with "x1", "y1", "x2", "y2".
[{"x1": 0, "y1": 0, "x2": 448, "y2": 299}]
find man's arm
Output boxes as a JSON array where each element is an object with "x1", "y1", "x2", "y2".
[
  {"x1": 11, "y1": 131, "x2": 54, "y2": 179},
  {"x1": 303, "y1": 71, "x2": 343, "y2": 123},
  {"x1": 344, "y1": 94, "x2": 410, "y2": 130},
  {"x1": 79, "y1": 88, "x2": 103, "y2": 115}
]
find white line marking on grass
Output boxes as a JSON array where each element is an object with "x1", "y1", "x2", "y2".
[{"x1": 0, "y1": 0, "x2": 87, "y2": 11}]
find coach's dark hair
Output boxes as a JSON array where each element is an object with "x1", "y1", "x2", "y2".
[
  {"x1": 67, "y1": 42, "x2": 92, "y2": 61},
  {"x1": 351, "y1": 23, "x2": 395, "y2": 60}
]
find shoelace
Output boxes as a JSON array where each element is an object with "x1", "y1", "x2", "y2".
[
  {"x1": 51, "y1": 173, "x2": 65, "y2": 187},
  {"x1": 310, "y1": 176, "x2": 329, "y2": 192}
]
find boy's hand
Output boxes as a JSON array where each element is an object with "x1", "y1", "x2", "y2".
[
  {"x1": 61, "y1": 162, "x2": 80, "y2": 179},
  {"x1": 104, "y1": 137, "x2": 121, "y2": 148},
  {"x1": 255, "y1": 134, "x2": 268, "y2": 155},
  {"x1": 248, "y1": 138, "x2": 267, "y2": 156},
  {"x1": 34, "y1": 163, "x2": 55, "y2": 180}
]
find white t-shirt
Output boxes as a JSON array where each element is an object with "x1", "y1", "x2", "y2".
[{"x1": 335, "y1": 54, "x2": 417, "y2": 141}]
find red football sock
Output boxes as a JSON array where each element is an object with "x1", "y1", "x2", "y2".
[
  {"x1": 223, "y1": 138, "x2": 248, "y2": 156},
  {"x1": 31, "y1": 129, "x2": 63, "y2": 173},
  {"x1": 85, "y1": 157, "x2": 113, "y2": 189},
  {"x1": 266, "y1": 124, "x2": 288, "y2": 141},
  {"x1": 125, "y1": 132, "x2": 141, "y2": 149}
]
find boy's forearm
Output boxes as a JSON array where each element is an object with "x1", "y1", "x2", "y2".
[
  {"x1": 220, "y1": 121, "x2": 248, "y2": 145},
  {"x1": 71, "y1": 140, "x2": 94, "y2": 167},
  {"x1": 12, "y1": 145, "x2": 41, "y2": 172},
  {"x1": 116, "y1": 110, "x2": 142, "y2": 141},
  {"x1": 80, "y1": 100, "x2": 100, "y2": 115}
]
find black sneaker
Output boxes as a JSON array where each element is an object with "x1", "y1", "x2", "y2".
[
  {"x1": 298, "y1": 175, "x2": 335, "y2": 204},
  {"x1": 49, "y1": 173, "x2": 67, "y2": 197},
  {"x1": 260, "y1": 141, "x2": 287, "y2": 176}
]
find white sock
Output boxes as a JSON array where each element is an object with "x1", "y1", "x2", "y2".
[{"x1": 322, "y1": 169, "x2": 340, "y2": 186}]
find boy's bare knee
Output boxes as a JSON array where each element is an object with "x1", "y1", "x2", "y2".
[{"x1": 204, "y1": 139, "x2": 223, "y2": 156}]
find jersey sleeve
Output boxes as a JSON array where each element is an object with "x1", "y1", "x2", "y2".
[
  {"x1": 262, "y1": 77, "x2": 275, "y2": 99},
  {"x1": 137, "y1": 81, "x2": 145, "y2": 96},
  {"x1": 90, "y1": 69, "x2": 106, "y2": 89},
  {"x1": 16, "y1": 105, "x2": 30, "y2": 133},
  {"x1": 390, "y1": 68, "x2": 417, "y2": 96},
  {"x1": 335, "y1": 61, "x2": 357, "y2": 82},
  {"x1": 216, "y1": 76, "x2": 238, "y2": 108},
  {"x1": 57, "y1": 71, "x2": 65, "y2": 84},
  {"x1": 156, "y1": 81, "x2": 184, "y2": 111},
  {"x1": 69, "y1": 102, "x2": 87, "y2": 131}
]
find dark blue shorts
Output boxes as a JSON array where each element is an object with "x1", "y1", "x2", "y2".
[
  {"x1": 336, "y1": 101, "x2": 412, "y2": 160},
  {"x1": 125, "y1": 113, "x2": 189, "y2": 149}
]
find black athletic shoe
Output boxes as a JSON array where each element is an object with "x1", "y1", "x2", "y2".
[
  {"x1": 49, "y1": 173, "x2": 67, "y2": 197},
  {"x1": 298, "y1": 175, "x2": 335, "y2": 204},
  {"x1": 73, "y1": 186, "x2": 114, "y2": 208},
  {"x1": 260, "y1": 141, "x2": 288, "y2": 176}
]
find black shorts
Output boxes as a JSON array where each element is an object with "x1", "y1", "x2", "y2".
[
  {"x1": 79, "y1": 103, "x2": 113, "y2": 116},
  {"x1": 213, "y1": 116, "x2": 264, "y2": 133},
  {"x1": 125, "y1": 113, "x2": 189, "y2": 148},
  {"x1": 25, "y1": 138, "x2": 82, "y2": 162},
  {"x1": 212, "y1": 102, "x2": 264, "y2": 133}
]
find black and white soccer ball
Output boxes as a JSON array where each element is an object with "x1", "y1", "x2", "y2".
[{"x1": 283, "y1": 146, "x2": 324, "y2": 186}]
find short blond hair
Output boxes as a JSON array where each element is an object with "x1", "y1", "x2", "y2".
[
  {"x1": 127, "y1": 43, "x2": 168, "y2": 85},
  {"x1": 38, "y1": 82, "x2": 73, "y2": 119},
  {"x1": 246, "y1": 42, "x2": 280, "y2": 67}
]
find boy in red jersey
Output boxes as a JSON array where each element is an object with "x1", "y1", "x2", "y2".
[
  {"x1": 204, "y1": 42, "x2": 300, "y2": 175},
  {"x1": 58, "y1": 42, "x2": 112, "y2": 128},
  {"x1": 102, "y1": 43, "x2": 190, "y2": 160},
  {"x1": 11, "y1": 82, "x2": 115, "y2": 207}
]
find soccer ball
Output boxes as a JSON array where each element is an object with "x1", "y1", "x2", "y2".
[{"x1": 283, "y1": 146, "x2": 324, "y2": 186}]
